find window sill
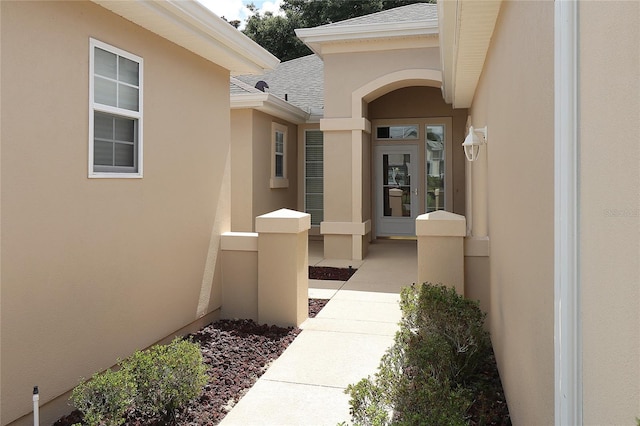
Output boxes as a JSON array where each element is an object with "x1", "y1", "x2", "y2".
[
  {"x1": 270, "y1": 177, "x2": 289, "y2": 189},
  {"x1": 89, "y1": 172, "x2": 143, "y2": 179}
]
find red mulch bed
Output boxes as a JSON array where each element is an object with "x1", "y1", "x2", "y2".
[
  {"x1": 308, "y1": 265, "x2": 356, "y2": 281},
  {"x1": 54, "y1": 267, "x2": 351, "y2": 425},
  {"x1": 53, "y1": 299, "x2": 329, "y2": 426}
]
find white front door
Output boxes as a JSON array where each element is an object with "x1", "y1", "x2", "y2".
[{"x1": 375, "y1": 145, "x2": 419, "y2": 236}]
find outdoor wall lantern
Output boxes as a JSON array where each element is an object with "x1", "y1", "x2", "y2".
[{"x1": 462, "y1": 126, "x2": 488, "y2": 162}]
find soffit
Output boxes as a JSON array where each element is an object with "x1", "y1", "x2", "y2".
[
  {"x1": 439, "y1": 0, "x2": 502, "y2": 108},
  {"x1": 91, "y1": 0, "x2": 279, "y2": 75}
]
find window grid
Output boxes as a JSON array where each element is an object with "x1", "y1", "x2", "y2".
[
  {"x1": 89, "y1": 38, "x2": 143, "y2": 178},
  {"x1": 270, "y1": 123, "x2": 288, "y2": 188}
]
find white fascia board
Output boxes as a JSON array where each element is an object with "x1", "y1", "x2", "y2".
[
  {"x1": 231, "y1": 93, "x2": 310, "y2": 124},
  {"x1": 438, "y1": 0, "x2": 457, "y2": 105},
  {"x1": 91, "y1": 0, "x2": 279, "y2": 75},
  {"x1": 296, "y1": 19, "x2": 438, "y2": 56},
  {"x1": 438, "y1": 0, "x2": 501, "y2": 108},
  {"x1": 230, "y1": 92, "x2": 270, "y2": 109}
]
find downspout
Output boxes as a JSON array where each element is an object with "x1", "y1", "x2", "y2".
[{"x1": 554, "y1": 1, "x2": 582, "y2": 425}]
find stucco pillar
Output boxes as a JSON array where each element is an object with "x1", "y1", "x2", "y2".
[
  {"x1": 255, "y1": 209, "x2": 311, "y2": 327},
  {"x1": 416, "y1": 211, "x2": 466, "y2": 295},
  {"x1": 320, "y1": 118, "x2": 371, "y2": 260}
]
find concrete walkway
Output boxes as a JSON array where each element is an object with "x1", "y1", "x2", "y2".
[{"x1": 219, "y1": 239, "x2": 417, "y2": 426}]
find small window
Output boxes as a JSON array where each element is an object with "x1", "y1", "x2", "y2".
[
  {"x1": 376, "y1": 125, "x2": 418, "y2": 140},
  {"x1": 304, "y1": 130, "x2": 323, "y2": 226},
  {"x1": 89, "y1": 39, "x2": 143, "y2": 178},
  {"x1": 270, "y1": 123, "x2": 289, "y2": 188}
]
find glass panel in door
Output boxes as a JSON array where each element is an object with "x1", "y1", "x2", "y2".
[
  {"x1": 383, "y1": 153, "x2": 412, "y2": 218},
  {"x1": 376, "y1": 145, "x2": 418, "y2": 236},
  {"x1": 426, "y1": 125, "x2": 445, "y2": 212}
]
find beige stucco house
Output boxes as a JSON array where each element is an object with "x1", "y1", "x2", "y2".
[
  {"x1": 0, "y1": 1, "x2": 278, "y2": 424},
  {"x1": 232, "y1": 2, "x2": 639, "y2": 424},
  {"x1": 1, "y1": 1, "x2": 638, "y2": 425}
]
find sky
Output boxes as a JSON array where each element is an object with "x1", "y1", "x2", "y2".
[{"x1": 197, "y1": 0, "x2": 284, "y2": 29}]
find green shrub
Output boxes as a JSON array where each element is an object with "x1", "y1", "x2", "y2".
[
  {"x1": 70, "y1": 368, "x2": 134, "y2": 426},
  {"x1": 71, "y1": 338, "x2": 207, "y2": 424},
  {"x1": 346, "y1": 283, "x2": 505, "y2": 425},
  {"x1": 122, "y1": 338, "x2": 208, "y2": 420}
]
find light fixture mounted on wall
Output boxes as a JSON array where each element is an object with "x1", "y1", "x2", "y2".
[{"x1": 462, "y1": 126, "x2": 488, "y2": 162}]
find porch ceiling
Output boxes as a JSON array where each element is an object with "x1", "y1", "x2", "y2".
[{"x1": 439, "y1": 0, "x2": 502, "y2": 108}]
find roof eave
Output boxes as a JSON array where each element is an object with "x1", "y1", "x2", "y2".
[
  {"x1": 91, "y1": 0, "x2": 279, "y2": 75},
  {"x1": 231, "y1": 93, "x2": 311, "y2": 124},
  {"x1": 439, "y1": 0, "x2": 502, "y2": 108},
  {"x1": 296, "y1": 20, "x2": 439, "y2": 56}
]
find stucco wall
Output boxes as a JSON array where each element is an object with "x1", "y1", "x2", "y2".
[
  {"x1": 321, "y1": 45, "x2": 443, "y2": 259},
  {"x1": 579, "y1": 2, "x2": 640, "y2": 424},
  {"x1": 323, "y1": 47, "x2": 441, "y2": 117},
  {"x1": 1, "y1": 1, "x2": 230, "y2": 423},
  {"x1": 251, "y1": 111, "x2": 298, "y2": 226},
  {"x1": 469, "y1": 2, "x2": 555, "y2": 424},
  {"x1": 231, "y1": 110, "x2": 298, "y2": 232},
  {"x1": 231, "y1": 109, "x2": 255, "y2": 231}
]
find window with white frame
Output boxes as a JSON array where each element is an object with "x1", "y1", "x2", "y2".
[
  {"x1": 270, "y1": 123, "x2": 288, "y2": 188},
  {"x1": 89, "y1": 39, "x2": 143, "y2": 177},
  {"x1": 304, "y1": 130, "x2": 323, "y2": 226}
]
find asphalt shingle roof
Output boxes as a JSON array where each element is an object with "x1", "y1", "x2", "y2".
[
  {"x1": 320, "y1": 3, "x2": 437, "y2": 27},
  {"x1": 230, "y1": 77, "x2": 261, "y2": 95},
  {"x1": 235, "y1": 54, "x2": 324, "y2": 113},
  {"x1": 231, "y1": 3, "x2": 437, "y2": 114}
]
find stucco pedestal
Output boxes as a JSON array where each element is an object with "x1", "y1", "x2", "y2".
[
  {"x1": 416, "y1": 211, "x2": 466, "y2": 295},
  {"x1": 256, "y1": 209, "x2": 311, "y2": 327}
]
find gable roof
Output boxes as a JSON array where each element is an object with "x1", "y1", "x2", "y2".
[
  {"x1": 234, "y1": 54, "x2": 324, "y2": 117},
  {"x1": 321, "y1": 3, "x2": 437, "y2": 28},
  {"x1": 91, "y1": 0, "x2": 279, "y2": 75},
  {"x1": 295, "y1": 3, "x2": 438, "y2": 56}
]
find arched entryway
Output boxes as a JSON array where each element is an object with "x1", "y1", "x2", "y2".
[{"x1": 320, "y1": 69, "x2": 467, "y2": 260}]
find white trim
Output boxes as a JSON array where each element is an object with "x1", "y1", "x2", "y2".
[
  {"x1": 438, "y1": 0, "x2": 502, "y2": 108},
  {"x1": 270, "y1": 122, "x2": 289, "y2": 188},
  {"x1": 425, "y1": 118, "x2": 453, "y2": 214},
  {"x1": 554, "y1": 1, "x2": 582, "y2": 425},
  {"x1": 89, "y1": 38, "x2": 144, "y2": 179},
  {"x1": 296, "y1": 19, "x2": 438, "y2": 56},
  {"x1": 90, "y1": 0, "x2": 279, "y2": 75},
  {"x1": 231, "y1": 92, "x2": 310, "y2": 124}
]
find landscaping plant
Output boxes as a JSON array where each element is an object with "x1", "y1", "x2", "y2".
[
  {"x1": 123, "y1": 337, "x2": 208, "y2": 421},
  {"x1": 70, "y1": 338, "x2": 207, "y2": 425},
  {"x1": 345, "y1": 283, "x2": 510, "y2": 425},
  {"x1": 70, "y1": 368, "x2": 134, "y2": 426}
]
